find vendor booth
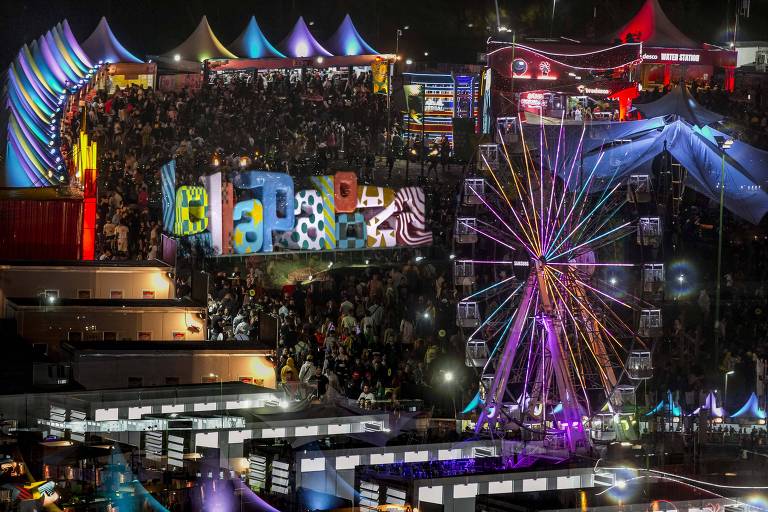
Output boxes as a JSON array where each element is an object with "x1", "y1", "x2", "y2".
[
  {"x1": 612, "y1": 0, "x2": 737, "y2": 91},
  {"x1": 485, "y1": 40, "x2": 641, "y2": 123}
]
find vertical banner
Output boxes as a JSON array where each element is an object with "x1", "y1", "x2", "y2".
[
  {"x1": 371, "y1": 60, "x2": 389, "y2": 95},
  {"x1": 481, "y1": 68, "x2": 493, "y2": 135},
  {"x1": 404, "y1": 84, "x2": 424, "y2": 125},
  {"x1": 221, "y1": 181, "x2": 234, "y2": 254},
  {"x1": 161, "y1": 160, "x2": 176, "y2": 233},
  {"x1": 204, "y1": 172, "x2": 223, "y2": 254},
  {"x1": 74, "y1": 131, "x2": 98, "y2": 260}
]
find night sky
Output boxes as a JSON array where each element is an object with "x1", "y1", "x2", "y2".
[{"x1": 1, "y1": 0, "x2": 764, "y2": 67}]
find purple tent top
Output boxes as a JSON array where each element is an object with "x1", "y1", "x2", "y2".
[
  {"x1": 325, "y1": 14, "x2": 378, "y2": 56},
  {"x1": 279, "y1": 16, "x2": 332, "y2": 58},
  {"x1": 81, "y1": 17, "x2": 142, "y2": 64},
  {"x1": 691, "y1": 391, "x2": 725, "y2": 418},
  {"x1": 229, "y1": 16, "x2": 285, "y2": 59}
]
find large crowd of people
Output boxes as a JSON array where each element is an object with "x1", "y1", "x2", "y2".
[
  {"x1": 203, "y1": 253, "x2": 470, "y2": 416},
  {"x1": 64, "y1": 69, "x2": 388, "y2": 261},
  {"x1": 60, "y1": 66, "x2": 768, "y2": 420},
  {"x1": 61, "y1": 67, "x2": 471, "y2": 415}
]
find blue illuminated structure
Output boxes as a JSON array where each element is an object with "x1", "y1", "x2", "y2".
[
  {"x1": 324, "y1": 14, "x2": 377, "y2": 56},
  {"x1": 3, "y1": 20, "x2": 95, "y2": 187},
  {"x1": 229, "y1": 16, "x2": 285, "y2": 58},
  {"x1": 279, "y1": 17, "x2": 332, "y2": 58},
  {"x1": 81, "y1": 17, "x2": 142, "y2": 64},
  {"x1": 731, "y1": 392, "x2": 767, "y2": 420},
  {"x1": 645, "y1": 390, "x2": 683, "y2": 417}
]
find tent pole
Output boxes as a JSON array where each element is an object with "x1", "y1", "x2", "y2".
[{"x1": 714, "y1": 151, "x2": 726, "y2": 367}]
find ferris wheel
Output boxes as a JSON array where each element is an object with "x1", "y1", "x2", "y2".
[{"x1": 453, "y1": 125, "x2": 658, "y2": 451}]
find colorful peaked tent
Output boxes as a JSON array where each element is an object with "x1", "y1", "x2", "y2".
[
  {"x1": 279, "y1": 16, "x2": 332, "y2": 58},
  {"x1": 731, "y1": 392, "x2": 767, "y2": 420},
  {"x1": 325, "y1": 14, "x2": 377, "y2": 56},
  {"x1": 161, "y1": 16, "x2": 237, "y2": 62},
  {"x1": 81, "y1": 17, "x2": 142, "y2": 64},
  {"x1": 635, "y1": 85, "x2": 724, "y2": 127},
  {"x1": 3, "y1": 20, "x2": 95, "y2": 187},
  {"x1": 645, "y1": 391, "x2": 683, "y2": 417},
  {"x1": 691, "y1": 392, "x2": 725, "y2": 418},
  {"x1": 612, "y1": 0, "x2": 698, "y2": 48},
  {"x1": 229, "y1": 16, "x2": 285, "y2": 58}
]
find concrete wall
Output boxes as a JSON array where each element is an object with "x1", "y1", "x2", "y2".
[
  {"x1": 0, "y1": 265, "x2": 175, "y2": 316},
  {"x1": 73, "y1": 352, "x2": 276, "y2": 389}
]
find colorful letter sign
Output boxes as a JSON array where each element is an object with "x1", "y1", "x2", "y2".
[{"x1": 161, "y1": 165, "x2": 432, "y2": 255}]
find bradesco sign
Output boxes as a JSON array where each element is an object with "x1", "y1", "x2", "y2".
[{"x1": 161, "y1": 162, "x2": 432, "y2": 255}]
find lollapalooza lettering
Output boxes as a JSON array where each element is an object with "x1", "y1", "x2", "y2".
[{"x1": 161, "y1": 163, "x2": 432, "y2": 255}]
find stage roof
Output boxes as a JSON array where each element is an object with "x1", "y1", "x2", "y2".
[
  {"x1": 161, "y1": 15, "x2": 236, "y2": 62},
  {"x1": 229, "y1": 16, "x2": 285, "y2": 59},
  {"x1": 613, "y1": 0, "x2": 698, "y2": 48},
  {"x1": 635, "y1": 85, "x2": 724, "y2": 127},
  {"x1": 325, "y1": 14, "x2": 378, "y2": 56},
  {"x1": 279, "y1": 16, "x2": 332, "y2": 58},
  {"x1": 81, "y1": 17, "x2": 142, "y2": 64}
]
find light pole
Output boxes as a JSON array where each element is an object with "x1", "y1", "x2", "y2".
[
  {"x1": 550, "y1": 0, "x2": 557, "y2": 37},
  {"x1": 389, "y1": 26, "x2": 408, "y2": 158},
  {"x1": 713, "y1": 136, "x2": 733, "y2": 363},
  {"x1": 724, "y1": 370, "x2": 735, "y2": 409}
]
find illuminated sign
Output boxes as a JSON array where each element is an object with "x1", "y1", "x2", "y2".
[
  {"x1": 512, "y1": 58, "x2": 528, "y2": 76},
  {"x1": 642, "y1": 52, "x2": 701, "y2": 63},
  {"x1": 520, "y1": 91, "x2": 546, "y2": 108},
  {"x1": 162, "y1": 165, "x2": 432, "y2": 255},
  {"x1": 576, "y1": 85, "x2": 611, "y2": 95}
]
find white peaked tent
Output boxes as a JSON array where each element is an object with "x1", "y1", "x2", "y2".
[{"x1": 161, "y1": 16, "x2": 237, "y2": 62}]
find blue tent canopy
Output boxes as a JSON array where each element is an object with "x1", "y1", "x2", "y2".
[
  {"x1": 325, "y1": 14, "x2": 378, "y2": 56},
  {"x1": 731, "y1": 392, "x2": 767, "y2": 420},
  {"x1": 635, "y1": 85, "x2": 724, "y2": 127},
  {"x1": 229, "y1": 16, "x2": 285, "y2": 58},
  {"x1": 279, "y1": 16, "x2": 332, "y2": 58},
  {"x1": 524, "y1": 116, "x2": 768, "y2": 224},
  {"x1": 81, "y1": 17, "x2": 142, "y2": 64},
  {"x1": 645, "y1": 390, "x2": 683, "y2": 417}
]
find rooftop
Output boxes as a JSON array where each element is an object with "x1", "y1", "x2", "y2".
[{"x1": 0, "y1": 259, "x2": 171, "y2": 268}]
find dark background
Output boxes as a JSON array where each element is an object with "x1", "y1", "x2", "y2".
[{"x1": 1, "y1": 0, "x2": 764, "y2": 67}]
